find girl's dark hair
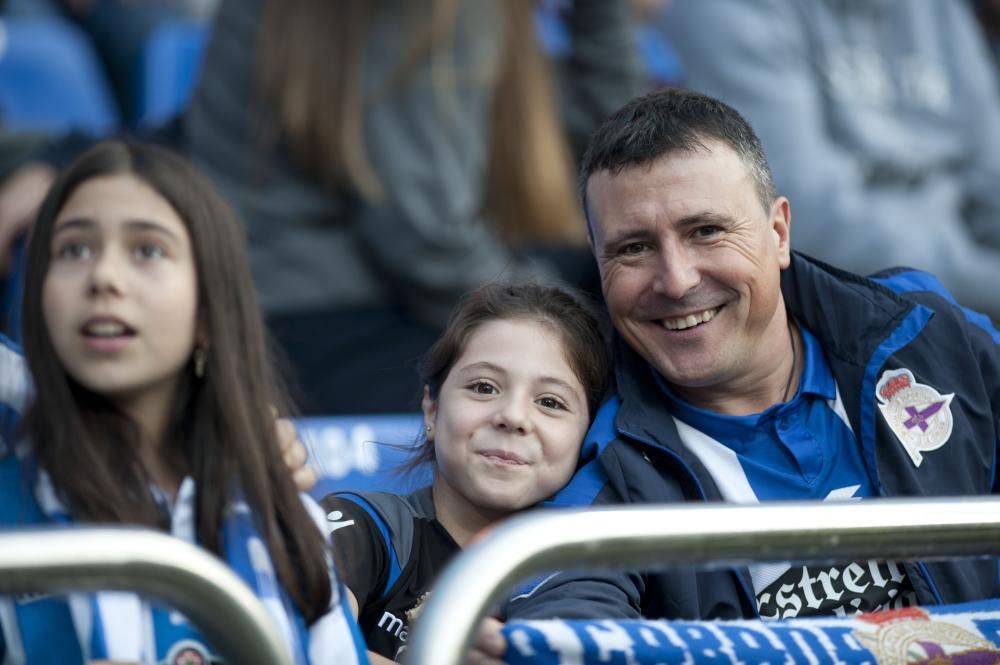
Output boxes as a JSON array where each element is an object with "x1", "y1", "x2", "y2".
[
  {"x1": 22, "y1": 141, "x2": 331, "y2": 623},
  {"x1": 409, "y1": 283, "x2": 611, "y2": 468}
]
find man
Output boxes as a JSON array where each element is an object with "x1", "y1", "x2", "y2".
[{"x1": 481, "y1": 88, "x2": 1000, "y2": 639}]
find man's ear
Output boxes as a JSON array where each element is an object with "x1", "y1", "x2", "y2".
[
  {"x1": 421, "y1": 385, "x2": 437, "y2": 437},
  {"x1": 770, "y1": 196, "x2": 792, "y2": 269}
]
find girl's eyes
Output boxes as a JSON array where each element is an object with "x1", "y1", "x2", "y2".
[
  {"x1": 51, "y1": 241, "x2": 167, "y2": 262},
  {"x1": 464, "y1": 381, "x2": 570, "y2": 412},
  {"x1": 537, "y1": 396, "x2": 568, "y2": 411},
  {"x1": 133, "y1": 243, "x2": 166, "y2": 260},
  {"x1": 54, "y1": 241, "x2": 92, "y2": 261},
  {"x1": 469, "y1": 381, "x2": 498, "y2": 395}
]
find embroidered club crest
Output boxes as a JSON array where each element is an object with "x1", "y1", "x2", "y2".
[
  {"x1": 876, "y1": 368, "x2": 954, "y2": 467},
  {"x1": 165, "y1": 639, "x2": 211, "y2": 665}
]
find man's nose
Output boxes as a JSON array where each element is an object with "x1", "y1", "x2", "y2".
[{"x1": 654, "y1": 241, "x2": 701, "y2": 300}]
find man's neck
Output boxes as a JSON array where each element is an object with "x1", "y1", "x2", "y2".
[{"x1": 669, "y1": 319, "x2": 803, "y2": 417}]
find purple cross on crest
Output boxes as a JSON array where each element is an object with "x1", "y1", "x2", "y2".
[{"x1": 903, "y1": 401, "x2": 946, "y2": 432}]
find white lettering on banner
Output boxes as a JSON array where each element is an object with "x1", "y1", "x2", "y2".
[
  {"x1": 301, "y1": 425, "x2": 381, "y2": 478},
  {"x1": 505, "y1": 618, "x2": 908, "y2": 664},
  {"x1": 585, "y1": 621, "x2": 638, "y2": 664},
  {"x1": 758, "y1": 561, "x2": 914, "y2": 620}
]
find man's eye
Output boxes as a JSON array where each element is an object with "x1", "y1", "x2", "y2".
[
  {"x1": 620, "y1": 242, "x2": 647, "y2": 256},
  {"x1": 471, "y1": 381, "x2": 497, "y2": 395},
  {"x1": 695, "y1": 225, "x2": 721, "y2": 238}
]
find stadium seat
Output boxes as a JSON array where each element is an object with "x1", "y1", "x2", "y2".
[
  {"x1": 0, "y1": 18, "x2": 119, "y2": 134},
  {"x1": 1, "y1": 237, "x2": 27, "y2": 344},
  {"x1": 134, "y1": 20, "x2": 208, "y2": 128},
  {"x1": 297, "y1": 414, "x2": 430, "y2": 499}
]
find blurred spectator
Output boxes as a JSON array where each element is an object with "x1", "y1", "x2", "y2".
[
  {"x1": 3, "y1": 0, "x2": 192, "y2": 123},
  {"x1": 0, "y1": 130, "x2": 46, "y2": 182},
  {"x1": 630, "y1": 0, "x2": 683, "y2": 88},
  {"x1": 974, "y1": 0, "x2": 1000, "y2": 77},
  {"x1": 179, "y1": 0, "x2": 640, "y2": 414},
  {"x1": 661, "y1": 0, "x2": 1000, "y2": 320}
]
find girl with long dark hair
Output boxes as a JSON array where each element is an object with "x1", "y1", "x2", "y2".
[
  {"x1": 321, "y1": 283, "x2": 611, "y2": 664},
  {"x1": 0, "y1": 141, "x2": 367, "y2": 664}
]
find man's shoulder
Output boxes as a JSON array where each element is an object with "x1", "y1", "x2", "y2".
[
  {"x1": 550, "y1": 393, "x2": 692, "y2": 509},
  {"x1": 869, "y1": 267, "x2": 1000, "y2": 343}
]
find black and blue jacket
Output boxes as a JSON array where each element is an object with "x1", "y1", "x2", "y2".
[{"x1": 506, "y1": 253, "x2": 1000, "y2": 621}]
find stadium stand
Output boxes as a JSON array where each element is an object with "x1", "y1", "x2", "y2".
[
  {"x1": 0, "y1": 18, "x2": 118, "y2": 134},
  {"x1": 297, "y1": 414, "x2": 428, "y2": 499},
  {"x1": 134, "y1": 19, "x2": 208, "y2": 128}
]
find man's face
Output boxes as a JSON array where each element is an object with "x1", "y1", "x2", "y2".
[{"x1": 587, "y1": 141, "x2": 792, "y2": 405}]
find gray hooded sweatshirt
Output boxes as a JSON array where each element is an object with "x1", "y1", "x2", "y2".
[{"x1": 663, "y1": 0, "x2": 1000, "y2": 319}]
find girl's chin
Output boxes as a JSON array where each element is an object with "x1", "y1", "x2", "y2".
[{"x1": 467, "y1": 489, "x2": 528, "y2": 514}]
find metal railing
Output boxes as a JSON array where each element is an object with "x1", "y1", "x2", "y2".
[
  {"x1": 407, "y1": 497, "x2": 1000, "y2": 665},
  {"x1": 0, "y1": 526, "x2": 293, "y2": 665}
]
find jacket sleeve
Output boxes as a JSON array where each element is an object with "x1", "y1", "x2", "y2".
[
  {"x1": 504, "y1": 568, "x2": 645, "y2": 620},
  {"x1": 501, "y1": 474, "x2": 645, "y2": 620},
  {"x1": 661, "y1": 0, "x2": 1000, "y2": 319}
]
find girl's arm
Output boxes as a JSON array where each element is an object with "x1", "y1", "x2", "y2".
[{"x1": 342, "y1": 588, "x2": 399, "y2": 665}]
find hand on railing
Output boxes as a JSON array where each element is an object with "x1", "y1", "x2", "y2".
[
  {"x1": 275, "y1": 413, "x2": 317, "y2": 492},
  {"x1": 465, "y1": 617, "x2": 506, "y2": 665}
]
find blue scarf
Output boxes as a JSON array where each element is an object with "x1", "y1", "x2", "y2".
[{"x1": 0, "y1": 454, "x2": 368, "y2": 665}]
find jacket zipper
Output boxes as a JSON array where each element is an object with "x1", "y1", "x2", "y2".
[
  {"x1": 621, "y1": 427, "x2": 761, "y2": 618},
  {"x1": 872, "y1": 480, "x2": 943, "y2": 606}
]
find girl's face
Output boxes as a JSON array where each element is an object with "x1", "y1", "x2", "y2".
[
  {"x1": 42, "y1": 174, "x2": 199, "y2": 423},
  {"x1": 424, "y1": 318, "x2": 590, "y2": 518}
]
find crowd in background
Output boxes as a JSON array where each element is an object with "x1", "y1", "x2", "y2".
[
  {"x1": 2, "y1": 0, "x2": 1000, "y2": 415},
  {"x1": 3, "y1": 2, "x2": 1000, "y2": 662}
]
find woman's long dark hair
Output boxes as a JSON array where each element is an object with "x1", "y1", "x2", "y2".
[{"x1": 21, "y1": 142, "x2": 331, "y2": 623}]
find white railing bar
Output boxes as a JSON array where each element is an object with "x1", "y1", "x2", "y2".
[
  {"x1": 408, "y1": 497, "x2": 1000, "y2": 665},
  {"x1": 0, "y1": 526, "x2": 293, "y2": 665}
]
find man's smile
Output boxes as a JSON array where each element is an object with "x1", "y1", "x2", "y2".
[{"x1": 660, "y1": 305, "x2": 724, "y2": 331}]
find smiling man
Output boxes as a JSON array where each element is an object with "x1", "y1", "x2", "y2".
[{"x1": 487, "y1": 89, "x2": 1000, "y2": 631}]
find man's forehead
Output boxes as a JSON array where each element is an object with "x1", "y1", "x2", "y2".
[
  {"x1": 589, "y1": 141, "x2": 743, "y2": 183},
  {"x1": 587, "y1": 144, "x2": 756, "y2": 219}
]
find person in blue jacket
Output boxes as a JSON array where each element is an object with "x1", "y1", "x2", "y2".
[
  {"x1": 473, "y1": 88, "x2": 1000, "y2": 661},
  {"x1": 0, "y1": 141, "x2": 367, "y2": 664}
]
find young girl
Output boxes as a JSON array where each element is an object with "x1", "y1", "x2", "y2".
[
  {"x1": 321, "y1": 283, "x2": 611, "y2": 664},
  {"x1": 0, "y1": 141, "x2": 366, "y2": 664}
]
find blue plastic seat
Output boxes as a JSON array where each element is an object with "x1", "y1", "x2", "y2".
[
  {"x1": 297, "y1": 414, "x2": 431, "y2": 499},
  {"x1": 134, "y1": 20, "x2": 208, "y2": 127},
  {"x1": 0, "y1": 18, "x2": 119, "y2": 134}
]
